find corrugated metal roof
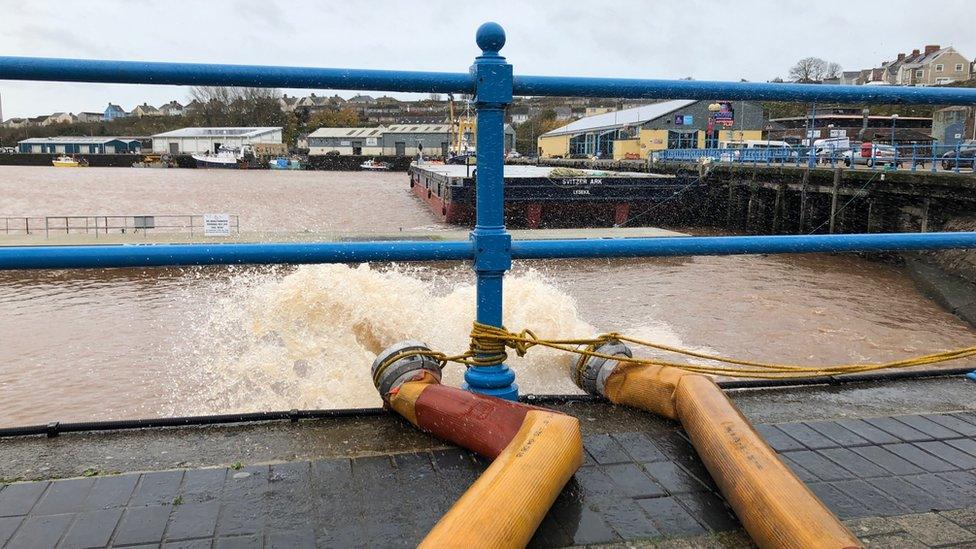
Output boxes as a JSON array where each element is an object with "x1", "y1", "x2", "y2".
[
  {"x1": 18, "y1": 136, "x2": 141, "y2": 144},
  {"x1": 541, "y1": 100, "x2": 698, "y2": 137},
  {"x1": 385, "y1": 124, "x2": 452, "y2": 134},
  {"x1": 307, "y1": 126, "x2": 389, "y2": 138},
  {"x1": 151, "y1": 127, "x2": 282, "y2": 138}
]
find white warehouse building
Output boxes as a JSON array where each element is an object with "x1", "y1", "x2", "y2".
[{"x1": 151, "y1": 127, "x2": 282, "y2": 154}]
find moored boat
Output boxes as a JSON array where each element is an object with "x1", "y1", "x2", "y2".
[
  {"x1": 52, "y1": 154, "x2": 87, "y2": 167},
  {"x1": 360, "y1": 159, "x2": 391, "y2": 171},
  {"x1": 268, "y1": 157, "x2": 303, "y2": 170},
  {"x1": 192, "y1": 145, "x2": 256, "y2": 169}
]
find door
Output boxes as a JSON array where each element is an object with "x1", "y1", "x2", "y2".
[
  {"x1": 441, "y1": 142, "x2": 449, "y2": 157},
  {"x1": 395, "y1": 142, "x2": 406, "y2": 156},
  {"x1": 169, "y1": 143, "x2": 179, "y2": 154},
  {"x1": 213, "y1": 142, "x2": 221, "y2": 153}
]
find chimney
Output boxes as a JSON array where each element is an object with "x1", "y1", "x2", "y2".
[
  {"x1": 912, "y1": 49, "x2": 921, "y2": 57},
  {"x1": 897, "y1": 53, "x2": 905, "y2": 61},
  {"x1": 924, "y1": 44, "x2": 940, "y2": 56}
]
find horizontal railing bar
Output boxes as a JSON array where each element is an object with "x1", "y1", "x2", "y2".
[
  {"x1": 0, "y1": 56, "x2": 475, "y2": 94},
  {"x1": 5, "y1": 56, "x2": 976, "y2": 105},
  {"x1": 513, "y1": 75, "x2": 976, "y2": 105},
  {"x1": 2, "y1": 233, "x2": 976, "y2": 270},
  {"x1": 0, "y1": 240, "x2": 474, "y2": 270},
  {"x1": 510, "y1": 232, "x2": 976, "y2": 259}
]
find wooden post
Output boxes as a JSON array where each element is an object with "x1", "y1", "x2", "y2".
[
  {"x1": 772, "y1": 183, "x2": 786, "y2": 234},
  {"x1": 726, "y1": 181, "x2": 735, "y2": 229},
  {"x1": 866, "y1": 199, "x2": 879, "y2": 233},
  {"x1": 920, "y1": 198, "x2": 931, "y2": 233},
  {"x1": 828, "y1": 167, "x2": 842, "y2": 234},
  {"x1": 746, "y1": 182, "x2": 758, "y2": 233},
  {"x1": 797, "y1": 169, "x2": 810, "y2": 234}
]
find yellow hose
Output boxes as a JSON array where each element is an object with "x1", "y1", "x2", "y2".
[{"x1": 604, "y1": 363, "x2": 862, "y2": 549}]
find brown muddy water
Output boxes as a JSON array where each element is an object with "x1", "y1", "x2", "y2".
[{"x1": 0, "y1": 166, "x2": 974, "y2": 427}]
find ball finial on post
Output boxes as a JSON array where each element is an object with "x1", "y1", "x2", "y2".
[{"x1": 475, "y1": 22, "x2": 506, "y2": 54}]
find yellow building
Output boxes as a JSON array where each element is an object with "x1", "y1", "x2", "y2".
[{"x1": 537, "y1": 99, "x2": 767, "y2": 159}]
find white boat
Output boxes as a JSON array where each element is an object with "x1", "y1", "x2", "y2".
[
  {"x1": 192, "y1": 145, "x2": 255, "y2": 169},
  {"x1": 52, "y1": 154, "x2": 86, "y2": 167},
  {"x1": 360, "y1": 159, "x2": 391, "y2": 171}
]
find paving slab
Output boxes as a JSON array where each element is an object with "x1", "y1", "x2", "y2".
[{"x1": 1, "y1": 402, "x2": 976, "y2": 547}]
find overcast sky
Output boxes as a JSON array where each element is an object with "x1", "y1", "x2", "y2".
[{"x1": 2, "y1": 0, "x2": 974, "y2": 119}]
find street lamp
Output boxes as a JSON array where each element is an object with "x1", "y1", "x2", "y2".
[{"x1": 891, "y1": 114, "x2": 899, "y2": 165}]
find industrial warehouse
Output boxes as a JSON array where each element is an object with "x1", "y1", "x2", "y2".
[
  {"x1": 150, "y1": 127, "x2": 283, "y2": 154},
  {"x1": 16, "y1": 136, "x2": 143, "y2": 154},
  {"x1": 536, "y1": 99, "x2": 766, "y2": 158},
  {"x1": 307, "y1": 123, "x2": 516, "y2": 156}
]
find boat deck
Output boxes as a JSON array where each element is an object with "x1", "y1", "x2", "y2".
[
  {"x1": 413, "y1": 163, "x2": 673, "y2": 179},
  {"x1": 2, "y1": 377, "x2": 976, "y2": 548}
]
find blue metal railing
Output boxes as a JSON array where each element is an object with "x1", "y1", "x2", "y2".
[
  {"x1": 656, "y1": 143, "x2": 975, "y2": 172},
  {"x1": 3, "y1": 22, "x2": 976, "y2": 399}
]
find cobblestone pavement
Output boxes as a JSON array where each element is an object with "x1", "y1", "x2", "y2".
[{"x1": 3, "y1": 411, "x2": 976, "y2": 548}]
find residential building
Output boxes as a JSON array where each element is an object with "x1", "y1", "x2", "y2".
[
  {"x1": 895, "y1": 46, "x2": 972, "y2": 86},
  {"x1": 537, "y1": 100, "x2": 766, "y2": 159},
  {"x1": 103, "y1": 103, "x2": 128, "y2": 121},
  {"x1": 41, "y1": 112, "x2": 76, "y2": 126},
  {"x1": 76, "y1": 112, "x2": 104, "y2": 123},
  {"x1": 150, "y1": 127, "x2": 283, "y2": 154},
  {"x1": 553, "y1": 107, "x2": 573, "y2": 121},
  {"x1": 2, "y1": 118, "x2": 30, "y2": 129},
  {"x1": 347, "y1": 95, "x2": 376, "y2": 106},
  {"x1": 158, "y1": 101, "x2": 184, "y2": 116},
  {"x1": 130, "y1": 103, "x2": 160, "y2": 117},
  {"x1": 509, "y1": 107, "x2": 531, "y2": 124},
  {"x1": 18, "y1": 136, "x2": 142, "y2": 154}
]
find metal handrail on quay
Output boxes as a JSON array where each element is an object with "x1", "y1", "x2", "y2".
[
  {"x1": 2, "y1": 22, "x2": 976, "y2": 398},
  {"x1": 0, "y1": 214, "x2": 241, "y2": 237}
]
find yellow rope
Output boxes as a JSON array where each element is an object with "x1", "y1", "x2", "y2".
[{"x1": 379, "y1": 322, "x2": 976, "y2": 381}]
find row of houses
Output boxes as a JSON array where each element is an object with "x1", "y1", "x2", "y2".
[
  {"x1": 832, "y1": 44, "x2": 973, "y2": 87},
  {"x1": 3, "y1": 101, "x2": 187, "y2": 128}
]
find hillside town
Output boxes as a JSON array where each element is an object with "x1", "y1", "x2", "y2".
[{"x1": 1, "y1": 43, "x2": 974, "y2": 164}]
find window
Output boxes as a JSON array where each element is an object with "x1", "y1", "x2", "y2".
[
  {"x1": 956, "y1": 63, "x2": 965, "y2": 72},
  {"x1": 935, "y1": 64, "x2": 944, "y2": 72},
  {"x1": 915, "y1": 69, "x2": 924, "y2": 78}
]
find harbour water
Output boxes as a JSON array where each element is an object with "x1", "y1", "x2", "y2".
[{"x1": 1, "y1": 166, "x2": 974, "y2": 427}]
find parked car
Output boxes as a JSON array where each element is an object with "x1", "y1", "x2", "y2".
[
  {"x1": 940, "y1": 140, "x2": 976, "y2": 170},
  {"x1": 843, "y1": 142, "x2": 901, "y2": 167},
  {"x1": 446, "y1": 153, "x2": 476, "y2": 165}
]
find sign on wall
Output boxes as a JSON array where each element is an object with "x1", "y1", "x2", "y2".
[
  {"x1": 714, "y1": 102, "x2": 734, "y2": 127},
  {"x1": 203, "y1": 214, "x2": 231, "y2": 236},
  {"x1": 674, "y1": 115, "x2": 695, "y2": 126},
  {"x1": 365, "y1": 137, "x2": 378, "y2": 146}
]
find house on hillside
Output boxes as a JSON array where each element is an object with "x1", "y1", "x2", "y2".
[
  {"x1": 103, "y1": 103, "x2": 128, "y2": 121},
  {"x1": 130, "y1": 103, "x2": 160, "y2": 117},
  {"x1": 2, "y1": 118, "x2": 31, "y2": 128},
  {"x1": 41, "y1": 112, "x2": 77, "y2": 126},
  {"x1": 76, "y1": 112, "x2": 104, "y2": 123},
  {"x1": 158, "y1": 101, "x2": 184, "y2": 116}
]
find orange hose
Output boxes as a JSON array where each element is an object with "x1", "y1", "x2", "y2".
[
  {"x1": 604, "y1": 363, "x2": 861, "y2": 549},
  {"x1": 386, "y1": 374, "x2": 583, "y2": 548}
]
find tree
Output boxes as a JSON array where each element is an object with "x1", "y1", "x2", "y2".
[
  {"x1": 514, "y1": 109, "x2": 565, "y2": 155},
  {"x1": 825, "y1": 62, "x2": 843, "y2": 80},
  {"x1": 789, "y1": 57, "x2": 828, "y2": 82},
  {"x1": 307, "y1": 107, "x2": 364, "y2": 130}
]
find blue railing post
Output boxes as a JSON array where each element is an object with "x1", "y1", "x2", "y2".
[{"x1": 463, "y1": 22, "x2": 518, "y2": 400}]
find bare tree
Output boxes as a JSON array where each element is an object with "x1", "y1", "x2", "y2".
[
  {"x1": 789, "y1": 57, "x2": 828, "y2": 82},
  {"x1": 825, "y1": 62, "x2": 843, "y2": 80}
]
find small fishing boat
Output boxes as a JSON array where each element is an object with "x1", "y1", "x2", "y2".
[
  {"x1": 268, "y1": 157, "x2": 303, "y2": 170},
  {"x1": 52, "y1": 155, "x2": 87, "y2": 167},
  {"x1": 132, "y1": 154, "x2": 176, "y2": 168},
  {"x1": 192, "y1": 145, "x2": 256, "y2": 169},
  {"x1": 360, "y1": 159, "x2": 391, "y2": 171}
]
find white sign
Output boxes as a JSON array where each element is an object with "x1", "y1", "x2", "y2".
[
  {"x1": 203, "y1": 213, "x2": 231, "y2": 236},
  {"x1": 365, "y1": 137, "x2": 378, "y2": 146},
  {"x1": 806, "y1": 129, "x2": 822, "y2": 138},
  {"x1": 829, "y1": 129, "x2": 846, "y2": 138}
]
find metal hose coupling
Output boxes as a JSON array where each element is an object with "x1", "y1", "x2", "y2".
[
  {"x1": 573, "y1": 340, "x2": 633, "y2": 397},
  {"x1": 371, "y1": 340, "x2": 443, "y2": 399}
]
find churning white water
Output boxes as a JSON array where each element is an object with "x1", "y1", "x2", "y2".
[{"x1": 178, "y1": 263, "x2": 700, "y2": 413}]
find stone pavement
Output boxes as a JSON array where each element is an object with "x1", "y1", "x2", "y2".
[{"x1": 3, "y1": 411, "x2": 976, "y2": 548}]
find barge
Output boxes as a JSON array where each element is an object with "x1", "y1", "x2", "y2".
[{"x1": 409, "y1": 163, "x2": 700, "y2": 227}]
